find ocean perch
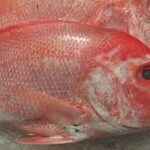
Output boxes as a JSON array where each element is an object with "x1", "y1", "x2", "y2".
[
  {"x1": 0, "y1": 0, "x2": 149, "y2": 47},
  {"x1": 0, "y1": 21, "x2": 149, "y2": 144}
]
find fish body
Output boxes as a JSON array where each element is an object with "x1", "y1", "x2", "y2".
[{"x1": 0, "y1": 21, "x2": 149, "y2": 144}]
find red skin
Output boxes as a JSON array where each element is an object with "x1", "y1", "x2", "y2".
[
  {"x1": 0, "y1": 0, "x2": 149, "y2": 145},
  {"x1": 0, "y1": 20, "x2": 149, "y2": 144},
  {"x1": 0, "y1": 0, "x2": 149, "y2": 47}
]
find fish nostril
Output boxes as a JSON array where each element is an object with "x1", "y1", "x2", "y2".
[{"x1": 142, "y1": 69, "x2": 150, "y2": 80}]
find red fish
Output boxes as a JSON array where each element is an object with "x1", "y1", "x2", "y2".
[
  {"x1": 0, "y1": 0, "x2": 149, "y2": 47},
  {"x1": 0, "y1": 0, "x2": 105, "y2": 27},
  {"x1": 0, "y1": 20, "x2": 149, "y2": 144}
]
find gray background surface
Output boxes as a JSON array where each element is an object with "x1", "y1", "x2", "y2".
[{"x1": 0, "y1": 130, "x2": 150, "y2": 150}]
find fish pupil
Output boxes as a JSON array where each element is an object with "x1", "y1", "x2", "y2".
[{"x1": 142, "y1": 69, "x2": 150, "y2": 80}]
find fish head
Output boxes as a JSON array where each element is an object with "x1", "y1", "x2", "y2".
[
  {"x1": 111, "y1": 34, "x2": 150, "y2": 128},
  {"x1": 81, "y1": 29, "x2": 150, "y2": 132}
]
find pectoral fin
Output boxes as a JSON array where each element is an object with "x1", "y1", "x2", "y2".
[
  {"x1": 0, "y1": 85, "x2": 91, "y2": 126},
  {"x1": 17, "y1": 135, "x2": 78, "y2": 145}
]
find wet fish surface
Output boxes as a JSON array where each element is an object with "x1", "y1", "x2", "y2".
[{"x1": 0, "y1": 20, "x2": 149, "y2": 144}]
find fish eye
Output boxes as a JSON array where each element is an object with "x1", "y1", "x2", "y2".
[{"x1": 141, "y1": 69, "x2": 150, "y2": 80}]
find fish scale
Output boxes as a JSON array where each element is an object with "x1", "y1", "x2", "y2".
[
  {"x1": 0, "y1": 22, "x2": 99, "y2": 96},
  {"x1": 0, "y1": 21, "x2": 149, "y2": 145}
]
